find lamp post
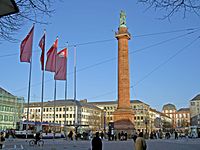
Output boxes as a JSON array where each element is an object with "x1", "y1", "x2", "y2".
[
  {"x1": 103, "y1": 108, "x2": 106, "y2": 134},
  {"x1": 144, "y1": 118, "x2": 148, "y2": 139}
]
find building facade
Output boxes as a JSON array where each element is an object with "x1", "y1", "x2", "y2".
[
  {"x1": 0, "y1": 87, "x2": 24, "y2": 130},
  {"x1": 176, "y1": 108, "x2": 190, "y2": 128},
  {"x1": 162, "y1": 103, "x2": 177, "y2": 128},
  {"x1": 90, "y1": 100, "x2": 160, "y2": 132},
  {"x1": 190, "y1": 94, "x2": 200, "y2": 126},
  {"x1": 162, "y1": 103, "x2": 190, "y2": 129},
  {"x1": 24, "y1": 99, "x2": 102, "y2": 132}
]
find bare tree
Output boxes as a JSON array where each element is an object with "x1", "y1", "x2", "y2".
[
  {"x1": 138, "y1": 0, "x2": 200, "y2": 19},
  {"x1": 0, "y1": 0, "x2": 55, "y2": 42}
]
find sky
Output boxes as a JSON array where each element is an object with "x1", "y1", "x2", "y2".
[{"x1": 0, "y1": 0, "x2": 200, "y2": 111}]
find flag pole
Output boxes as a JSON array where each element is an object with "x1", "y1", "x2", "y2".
[
  {"x1": 24, "y1": 24, "x2": 34, "y2": 140},
  {"x1": 40, "y1": 30, "x2": 46, "y2": 132},
  {"x1": 53, "y1": 79, "x2": 56, "y2": 140},
  {"x1": 53, "y1": 37, "x2": 58, "y2": 140},
  {"x1": 73, "y1": 45, "x2": 77, "y2": 125},
  {"x1": 64, "y1": 43, "x2": 68, "y2": 139},
  {"x1": 26, "y1": 58, "x2": 32, "y2": 140}
]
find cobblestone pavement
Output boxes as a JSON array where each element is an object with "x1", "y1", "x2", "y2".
[{"x1": 2, "y1": 138, "x2": 200, "y2": 150}]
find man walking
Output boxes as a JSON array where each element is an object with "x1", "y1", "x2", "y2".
[{"x1": 92, "y1": 132, "x2": 102, "y2": 150}]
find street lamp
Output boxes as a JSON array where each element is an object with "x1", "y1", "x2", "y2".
[
  {"x1": 0, "y1": 0, "x2": 19, "y2": 17},
  {"x1": 103, "y1": 108, "x2": 106, "y2": 134}
]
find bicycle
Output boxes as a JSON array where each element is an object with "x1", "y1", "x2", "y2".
[{"x1": 29, "y1": 139, "x2": 44, "y2": 146}]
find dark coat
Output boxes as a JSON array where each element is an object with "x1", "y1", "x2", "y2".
[
  {"x1": 92, "y1": 136, "x2": 102, "y2": 150},
  {"x1": 135, "y1": 137, "x2": 147, "y2": 150}
]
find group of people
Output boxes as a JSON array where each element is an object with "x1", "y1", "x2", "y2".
[{"x1": 91, "y1": 131, "x2": 147, "y2": 150}]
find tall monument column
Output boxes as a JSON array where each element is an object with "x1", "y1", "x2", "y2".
[{"x1": 113, "y1": 11, "x2": 134, "y2": 130}]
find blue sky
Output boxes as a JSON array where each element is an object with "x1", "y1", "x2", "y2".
[{"x1": 0, "y1": 0, "x2": 200, "y2": 111}]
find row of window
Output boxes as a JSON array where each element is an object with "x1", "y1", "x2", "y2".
[
  {"x1": 0, "y1": 115, "x2": 14, "y2": 122},
  {"x1": 28, "y1": 107, "x2": 99, "y2": 114},
  {"x1": 0, "y1": 105, "x2": 17, "y2": 112}
]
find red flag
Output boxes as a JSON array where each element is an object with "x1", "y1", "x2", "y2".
[
  {"x1": 20, "y1": 26, "x2": 34, "y2": 63},
  {"x1": 54, "y1": 48, "x2": 67, "y2": 80},
  {"x1": 39, "y1": 32, "x2": 45, "y2": 70},
  {"x1": 45, "y1": 38, "x2": 58, "y2": 72}
]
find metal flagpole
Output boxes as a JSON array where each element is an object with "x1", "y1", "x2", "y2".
[
  {"x1": 53, "y1": 79, "x2": 56, "y2": 140},
  {"x1": 53, "y1": 37, "x2": 58, "y2": 140},
  {"x1": 40, "y1": 30, "x2": 46, "y2": 131},
  {"x1": 26, "y1": 58, "x2": 32, "y2": 139},
  {"x1": 73, "y1": 46, "x2": 77, "y2": 125},
  {"x1": 64, "y1": 43, "x2": 68, "y2": 139}
]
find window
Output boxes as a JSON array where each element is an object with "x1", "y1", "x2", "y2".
[
  {"x1": 9, "y1": 116, "x2": 13, "y2": 121},
  {"x1": 60, "y1": 108, "x2": 62, "y2": 111},
  {"x1": 56, "y1": 108, "x2": 58, "y2": 111},
  {"x1": 4, "y1": 115, "x2": 8, "y2": 121},
  {"x1": 70, "y1": 114, "x2": 72, "y2": 118},
  {"x1": 191, "y1": 102, "x2": 195, "y2": 106},
  {"x1": 0, "y1": 115, "x2": 3, "y2": 121}
]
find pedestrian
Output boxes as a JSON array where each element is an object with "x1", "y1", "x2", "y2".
[
  {"x1": 174, "y1": 131, "x2": 178, "y2": 139},
  {"x1": 0, "y1": 132, "x2": 5, "y2": 149},
  {"x1": 100, "y1": 131, "x2": 104, "y2": 139},
  {"x1": 135, "y1": 132, "x2": 147, "y2": 150},
  {"x1": 92, "y1": 132, "x2": 102, "y2": 150},
  {"x1": 68, "y1": 131, "x2": 73, "y2": 140}
]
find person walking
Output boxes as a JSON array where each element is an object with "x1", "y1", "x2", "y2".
[
  {"x1": 174, "y1": 131, "x2": 178, "y2": 139},
  {"x1": 135, "y1": 132, "x2": 147, "y2": 150},
  {"x1": 0, "y1": 132, "x2": 5, "y2": 149},
  {"x1": 92, "y1": 132, "x2": 102, "y2": 150}
]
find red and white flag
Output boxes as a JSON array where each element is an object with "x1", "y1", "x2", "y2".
[
  {"x1": 39, "y1": 32, "x2": 45, "y2": 70},
  {"x1": 54, "y1": 48, "x2": 67, "y2": 80},
  {"x1": 20, "y1": 26, "x2": 34, "y2": 63},
  {"x1": 45, "y1": 38, "x2": 58, "y2": 72}
]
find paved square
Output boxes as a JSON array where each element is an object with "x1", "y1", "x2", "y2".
[{"x1": 2, "y1": 138, "x2": 200, "y2": 150}]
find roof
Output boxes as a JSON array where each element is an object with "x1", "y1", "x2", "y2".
[
  {"x1": 190, "y1": 94, "x2": 200, "y2": 101},
  {"x1": 177, "y1": 108, "x2": 190, "y2": 112},
  {"x1": 0, "y1": 87, "x2": 14, "y2": 97},
  {"x1": 89, "y1": 100, "x2": 149, "y2": 106},
  {"x1": 24, "y1": 99, "x2": 101, "y2": 110},
  {"x1": 149, "y1": 108, "x2": 171, "y2": 118},
  {"x1": 162, "y1": 103, "x2": 176, "y2": 110}
]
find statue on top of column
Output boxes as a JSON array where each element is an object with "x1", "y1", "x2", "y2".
[{"x1": 120, "y1": 10, "x2": 126, "y2": 27}]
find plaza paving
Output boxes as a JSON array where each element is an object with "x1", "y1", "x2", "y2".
[{"x1": 2, "y1": 138, "x2": 200, "y2": 150}]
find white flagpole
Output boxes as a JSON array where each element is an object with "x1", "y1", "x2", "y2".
[
  {"x1": 73, "y1": 45, "x2": 77, "y2": 125},
  {"x1": 53, "y1": 37, "x2": 58, "y2": 140},
  {"x1": 26, "y1": 58, "x2": 32, "y2": 139},
  {"x1": 64, "y1": 43, "x2": 68, "y2": 139},
  {"x1": 25, "y1": 24, "x2": 34, "y2": 140},
  {"x1": 40, "y1": 30, "x2": 46, "y2": 131}
]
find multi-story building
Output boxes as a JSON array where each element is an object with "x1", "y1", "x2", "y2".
[
  {"x1": 149, "y1": 108, "x2": 172, "y2": 131},
  {"x1": 0, "y1": 87, "x2": 24, "y2": 130},
  {"x1": 24, "y1": 99, "x2": 102, "y2": 132},
  {"x1": 162, "y1": 103, "x2": 177, "y2": 128},
  {"x1": 190, "y1": 94, "x2": 200, "y2": 126},
  {"x1": 90, "y1": 100, "x2": 152, "y2": 132},
  {"x1": 162, "y1": 103, "x2": 190, "y2": 129}
]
